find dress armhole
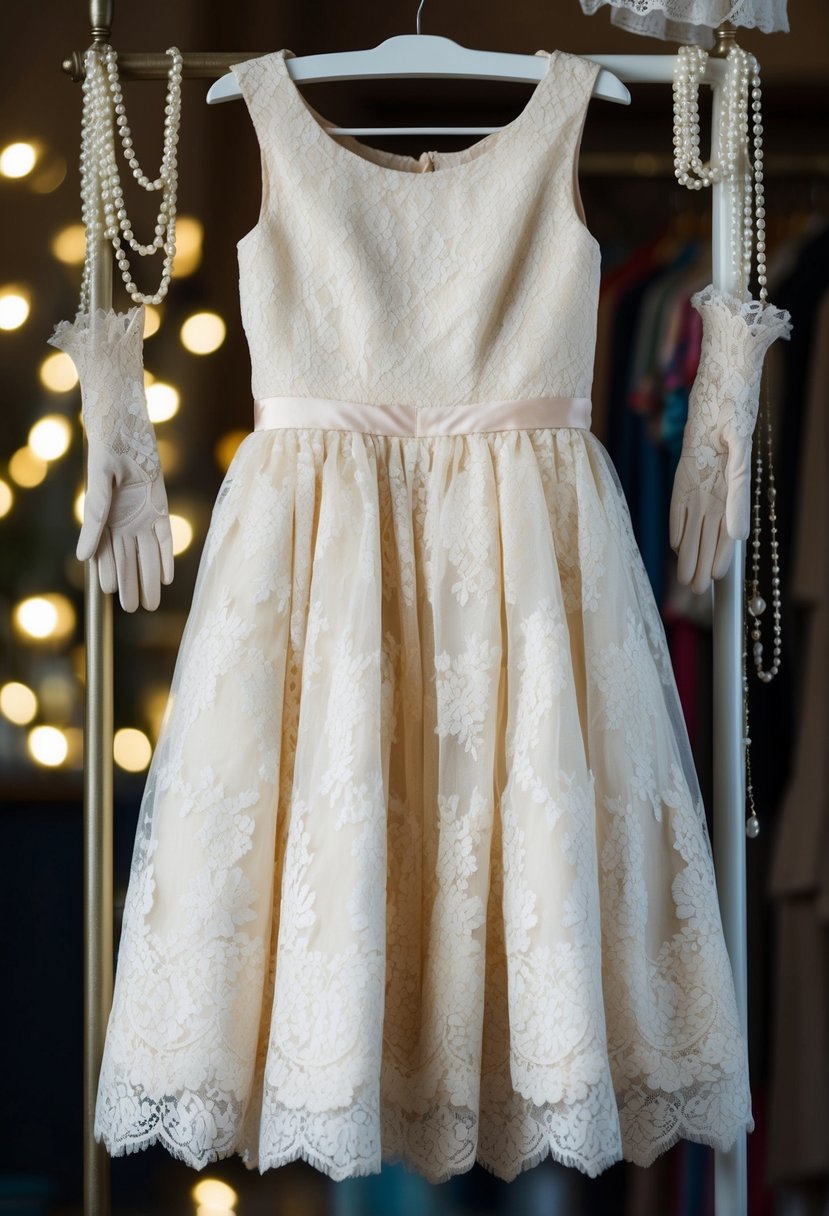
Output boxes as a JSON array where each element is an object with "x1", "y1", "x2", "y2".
[
  {"x1": 569, "y1": 60, "x2": 601, "y2": 242},
  {"x1": 230, "y1": 58, "x2": 273, "y2": 244}
]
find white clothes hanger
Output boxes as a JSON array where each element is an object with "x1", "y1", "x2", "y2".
[{"x1": 206, "y1": 10, "x2": 631, "y2": 124}]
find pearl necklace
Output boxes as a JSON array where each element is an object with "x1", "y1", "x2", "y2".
[
  {"x1": 673, "y1": 42, "x2": 780, "y2": 841},
  {"x1": 78, "y1": 42, "x2": 182, "y2": 316},
  {"x1": 673, "y1": 44, "x2": 767, "y2": 302}
]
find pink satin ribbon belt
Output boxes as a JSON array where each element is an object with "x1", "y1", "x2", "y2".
[{"x1": 253, "y1": 393, "x2": 592, "y2": 437}]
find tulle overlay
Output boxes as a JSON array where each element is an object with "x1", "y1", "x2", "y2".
[{"x1": 94, "y1": 423, "x2": 754, "y2": 1182}]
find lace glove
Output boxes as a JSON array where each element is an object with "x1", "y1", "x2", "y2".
[
  {"x1": 48, "y1": 305, "x2": 174, "y2": 612},
  {"x1": 669, "y1": 284, "x2": 792, "y2": 595}
]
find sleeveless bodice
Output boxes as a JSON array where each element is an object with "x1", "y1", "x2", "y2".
[{"x1": 231, "y1": 48, "x2": 602, "y2": 410}]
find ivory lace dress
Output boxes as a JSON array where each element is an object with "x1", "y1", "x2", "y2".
[{"x1": 93, "y1": 47, "x2": 755, "y2": 1183}]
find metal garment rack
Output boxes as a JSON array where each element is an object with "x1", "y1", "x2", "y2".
[{"x1": 67, "y1": 7, "x2": 748, "y2": 1214}]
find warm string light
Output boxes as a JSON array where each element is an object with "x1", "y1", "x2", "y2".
[
  {"x1": 673, "y1": 42, "x2": 780, "y2": 841},
  {"x1": 78, "y1": 43, "x2": 182, "y2": 316}
]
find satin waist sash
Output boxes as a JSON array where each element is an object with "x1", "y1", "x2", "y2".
[{"x1": 253, "y1": 393, "x2": 592, "y2": 437}]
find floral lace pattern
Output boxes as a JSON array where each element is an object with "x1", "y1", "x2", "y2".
[
  {"x1": 670, "y1": 284, "x2": 792, "y2": 559},
  {"x1": 48, "y1": 305, "x2": 160, "y2": 479},
  {"x1": 232, "y1": 49, "x2": 602, "y2": 409},
  {"x1": 688, "y1": 285, "x2": 792, "y2": 453},
  {"x1": 94, "y1": 427, "x2": 754, "y2": 1182},
  {"x1": 93, "y1": 45, "x2": 753, "y2": 1184}
]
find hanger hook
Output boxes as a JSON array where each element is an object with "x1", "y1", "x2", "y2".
[{"x1": 416, "y1": 0, "x2": 425, "y2": 34}]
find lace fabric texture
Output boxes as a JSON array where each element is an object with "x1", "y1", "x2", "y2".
[
  {"x1": 93, "y1": 48, "x2": 755, "y2": 1182},
  {"x1": 235, "y1": 49, "x2": 602, "y2": 409},
  {"x1": 578, "y1": 0, "x2": 789, "y2": 46},
  {"x1": 48, "y1": 305, "x2": 160, "y2": 479},
  {"x1": 689, "y1": 285, "x2": 793, "y2": 445},
  {"x1": 672, "y1": 285, "x2": 792, "y2": 544}
]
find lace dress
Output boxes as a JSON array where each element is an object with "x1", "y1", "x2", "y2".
[{"x1": 93, "y1": 47, "x2": 755, "y2": 1183}]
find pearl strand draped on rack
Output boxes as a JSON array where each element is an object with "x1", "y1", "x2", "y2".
[
  {"x1": 672, "y1": 42, "x2": 783, "y2": 840},
  {"x1": 49, "y1": 40, "x2": 183, "y2": 612},
  {"x1": 78, "y1": 42, "x2": 182, "y2": 318},
  {"x1": 672, "y1": 43, "x2": 767, "y2": 300}
]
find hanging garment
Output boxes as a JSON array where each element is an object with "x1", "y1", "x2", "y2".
[
  {"x1": 577, "y1": 0, "x2": 790, "y2": 47},
  {"x1": 92, "y1": 47, "x2": 754, "y2": 1184}
]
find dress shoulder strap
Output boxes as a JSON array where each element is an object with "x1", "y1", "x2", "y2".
[
  {"x1": 229, "y1": 52, "x2": 291, "y2": 227},
  {"x1": 541, "y1": 51, "x2": 602, "y2": 233},
  {"x1": 229, "y1": 51, "x2": 286, "y2": 151}
]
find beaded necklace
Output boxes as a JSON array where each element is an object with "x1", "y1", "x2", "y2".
[
  {"x1": 78, "y1": 42, "x2": 183, "y2": 316},
  {"x1": 673, "y1": 43, "x2": 780, "y2": 840}
]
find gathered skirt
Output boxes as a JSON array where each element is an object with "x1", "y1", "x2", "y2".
[{"x1": 93, "y1": 423, "x2": 754, "y2": 1183}]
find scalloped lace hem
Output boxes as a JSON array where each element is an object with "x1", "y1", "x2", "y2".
[{"x1": 94, "y1": 1110, "x2": 755, "y2": 1183}]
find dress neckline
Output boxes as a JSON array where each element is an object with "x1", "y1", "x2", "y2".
[{"x1": 273, "y1": 47, "x2": 561, "y2": 181}]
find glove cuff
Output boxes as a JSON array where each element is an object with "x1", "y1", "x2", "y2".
[
  {"x1": 688, "y1": 284, "x2": 792, "y2": 444},
  {"x1": 48, "y1": 306, "x2": 160, "y2": 480}
]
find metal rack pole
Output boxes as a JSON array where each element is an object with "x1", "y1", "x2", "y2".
[
  {"x1": 709, "y1": 60, "x2": 750, "y2": 1216},
  {"x1": 83, "y1": 5, "x2": 114, "y2": 1214},
  {"x1": 68, "y1": 26, "x2": 749, "y2": 1216}
]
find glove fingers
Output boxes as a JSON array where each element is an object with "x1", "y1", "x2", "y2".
[
  {"x1": 712, "y1": 515, "x2": 736, "y2": 581},
  {"x1": 725, "y1": 442, "x2": 752, "y2": 540},
  {"x1": 692, "y1": 511, "x2": 721, "y2": 596},
  {"x1": 669, "y1": 492, "x2": 687, "y2": 553},
  {"x1": 136, "y1": 530, "x2": 162, "y2": 612},
  {"x1": 115, "y1": 532, "x2": 140, "y2": 613},
  {"x1": 77, "y1": 476, "x2": 113, "y2": 562},
  {"x1": 676, "y1": 504, "x2": 703, "y2": 589},
  {"x1": 96, "y1": 530, "x2": 118, "y2": 595},
  {"x1": 154, "y1": 515, "x2": 175, "y2": 585}
]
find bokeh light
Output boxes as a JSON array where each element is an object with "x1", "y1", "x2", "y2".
[
  {"x1": 0, "y1": 682, "x2": 38, "y2": 725},
  {"x1": 0, "y1": 478, "x2": 13, "y2": 517},
  {"x1": 40, "y1": 350, "x2": 78, "y2": 392},
  {"x1": 51, "y1": 222, "x2": 86, "y2": 265},
  {"x1": 180, "y1": 311, "x2": 226, "y2": 355},
  {"x1": 146, "y1": 382, "x2": 180, "y2": 423},
  {"x1": 14, "y1": 594, "x2": 76, "y2": 642},
  {"x1": 8, "y1": 447, "x2": 47, "y2": 488},
  {"x1": 28, "y1": 414, "x2": 72, "y2": 461},
  {"x1": 142, "y1": 685, "x2": 171, "y2": 741},
  {"x1": 169, "y1": 513, "x2": 194, "y2": 555},
  {"x1": 192, "y1": 1179, "x2": 238, "y2": 1211},
  {"x1": 0, "y1": 287, "x2": 30, "y2": 330},
  {"x1": 0, "y1": 141, "x2": 37, "y2": 178},
  {"x1": 171, "y1": 215, "x2": 203, "y2": 276},
  {"x1": 114, "y1": 727, "x2": 152, "y2": 773},
  {"x1": 143, "y1": 304, "x2": 161, "y2": 337},
  {"x1": 28, "y1": 725, "x2": 68, "y2": 767},
  {"x1": 214, "y1": 430, "x2": 247, "y2": 472}
]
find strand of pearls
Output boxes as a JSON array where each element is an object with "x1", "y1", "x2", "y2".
[
  {"x1": 77, "y1": 42, "x2": 182, "y2": 316},
  {"x1": 673, "y1": 41, "x2": 779, "y2": 841},
  {"x1": 673, "y1": 43, "x2": 761, "y2": 297},
  {"x1": 747, "y1": 375, "x2": 781, "y2": 673}
]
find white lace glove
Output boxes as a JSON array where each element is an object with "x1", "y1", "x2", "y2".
[
  {"x1": 669, "y1": 284, "x2": 791, "y2": 595},
  {"x1": 48, "y1": 306, "x2": 174, "y2": 612}
]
